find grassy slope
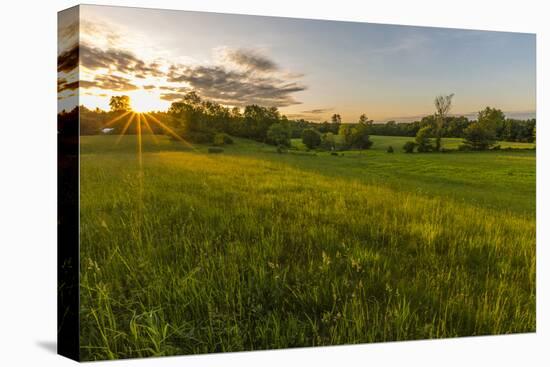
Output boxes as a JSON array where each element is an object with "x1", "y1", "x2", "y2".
[{"x1": 79, "y1": 135, "x2": 535, "y2": 360}]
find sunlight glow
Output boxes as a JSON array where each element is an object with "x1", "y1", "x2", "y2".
[
  {"x1": 141, "y1": 114, "x2": 159, "y2": 145},
  {"x1": 129, "y1": 90, "x2": 163, "y2": 112}
]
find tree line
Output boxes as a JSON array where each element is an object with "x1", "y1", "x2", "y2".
[
  {"x1": 369, "y1": 114, "x2": 535, "y2": 143},
  {"x1": 69, "y1": 92, "x2": 535, "y2": 153}
]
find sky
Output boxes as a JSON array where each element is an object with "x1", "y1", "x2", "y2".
[{"x1": 58, "y1": 5, "x2": 536, "y2": 122}]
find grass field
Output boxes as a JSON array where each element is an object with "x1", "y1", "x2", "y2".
[
  {"x1": 79, "y1": 134, "x2": 536, "y2": 360},
  {"x1": 290, "y1": 135, "x2": 536, "y2": 153}
]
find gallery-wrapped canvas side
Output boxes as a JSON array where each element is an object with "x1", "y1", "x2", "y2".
[{"x1": 57, "y1": 5, "x2": 80, "y2": 362}]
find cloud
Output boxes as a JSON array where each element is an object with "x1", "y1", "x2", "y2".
[
  {"x1": 160, "y1": 92, "x2": 189, "y2": 101},
  {"x1": 80, "y1": 19, "x2": 121, "y2": 46},
  {"x1": 301, "y1": 108, "x2": 333, "y2": 114},
  {"x1": 80, "y1": 74, "x2": 139, "y2": 91},
  {"x1": 222, "y1": 48, "x2": 278, "y2": 72},
  {"x1": 167, "y1": 64, "x2": 306, "y2": 107},
  {"x1": 58, "y1": 40, "x2": 306, "y2": 107},
  {"x1": 58, "y1": 43, "x2": 165, "y2": 78},
  {"x1": 57, "y1": 78, "x2": 79, "y2": 92},
  {"x1": 80, "y1": 44, "x2": 164, "y2": 78},
  {"x1": 57, "y1": 45, "x2": 79, "y2": 73},
  {"x1": 58, "y1": 21, "x2": 78, "y2": 51}
]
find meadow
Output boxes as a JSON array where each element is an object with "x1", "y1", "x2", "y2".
[{"x1": 79, "y1": 134, "x2": 535, "y2": 360}]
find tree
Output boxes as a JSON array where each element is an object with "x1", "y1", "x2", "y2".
[
  {"x1": 167, "y1": 92, "x2": 212, "y2": 142},
  {"x1": 433, "y1": 93, "x2": 454, "y2": 151},
  {"x1": 320, "y1": 132, "x2": 336, "y2": 150},
  {"x1": 243, "y1": 105, "x2": 280, "y2": 141},
  {"x1": 478, "y1": 107, "x2": 505, "y2": 130},
  {"x1": 267, "y1": 123, "x2": 291, "y2": 147},
  {"x1": 351, "y1": 121, "x2": 373, "y2": 149},
  {"x1": 461, "y1": 107, "x2": 502, "y2": 150},
  {"x1": 358, "y1": 114, "x2": 374, "y2": 131},
  {"x1": 386, "y1": 146, "x2": 394, "y2": 153},
  {"x1": 446, "y1": 116, "x2": 469, "y2": 138},
  {"x1": 109, "y1": 95, "x2": 131, "y2": 112},
  {"x1": 302, "y1": 128, "x2": 321, "y2": 149},
  {"x1": 330, "y1": 114, "x2": 342, "y2": 134},
  {"x1": 339, "y1": 124, "x2": 354, "y2": 148},
  {"x1": 462, "y1": 122, "x2": 495, "y2": 150},
  {"x1": 415, "y1": 126, "x2": 433, "y2": 152},
  {"x1": 403, "y1": 141, "x2": 416, "y2": 153}
]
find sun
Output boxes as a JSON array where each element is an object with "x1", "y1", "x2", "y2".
[{"x1": 128, "y1": 90, "x2": 164, "y2": 113}]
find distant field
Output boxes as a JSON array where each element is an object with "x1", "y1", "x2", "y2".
[
  {"x1": 291, "y1": 135, "x2": 536, "y2": 153},
  {"x1": 79, "y1": 134, "x2": 535, "y2": 360}
]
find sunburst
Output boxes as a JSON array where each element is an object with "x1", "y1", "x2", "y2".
[
  {"x1": 101, "y1": 109, "x2": 196, "y2": 168},
  {"x1": 100, "y1": 108, "x2": 196, "y2": 244}
]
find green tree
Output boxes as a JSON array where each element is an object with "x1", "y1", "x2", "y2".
[
  {"x1": 267, "y1": 123, "x2": 291, "y2": 147},
  {"x1": 167, "y1": 92, "x2": 210, "y2": 142},
  {"x1": 415, "y1": 126, "x2": 433, "y2": 152},
  {"x1": 462, "y1": 107, "x2": 502, "y2": 150},
  {"x1": 109, "y1": 95, "x2": 131, "y2": 112},
  {"x1": 320, "y1": 132, "x2": 336, "y2": 151},
  {"x1": 462, "y1": 123, "x2": 493, "y2": 150},
  {"x1": 351, "y1": 121, "x2": 373, "y2": 149},
  {"x1": 302, "y1": 128, "x2": 321, "y2": 149},
  {"x1": 339, "y1": 124, "x2": 354, "y2": 148},
  {"x1": 243, "y1": 105, "x2": 280, "y2": 141},
  {"x1": 403, "y1": 141, "x2": 416, "y2": 153},
  {"x1": 478, "y1": 106, "x2": 505, "y2": 130}
]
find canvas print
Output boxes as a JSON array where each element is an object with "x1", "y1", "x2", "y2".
[{"x1": 58, "y1": 5, "x2": 536, "y2": 361}]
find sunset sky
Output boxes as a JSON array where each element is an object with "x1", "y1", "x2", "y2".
[{"x1": 58, "y1": 5, "x2": 536, "y2": 122}]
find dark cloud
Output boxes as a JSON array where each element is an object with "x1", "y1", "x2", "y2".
[
  {"x1": 80, "y1": 74, "x2": 139, "y2": 91},
  {"x1": 58, "y1": 42, "x2": 305, "y2": 107},
  {"x1": 167, "y1": 65, "x2": 305, "y2": 107},
  {"x1": 57, "y1": 78, "x2": 79, "y2": 92},
  {"x1": 301, "y1": 108, "x2": 333, "y2": 114},
  {"x1": 224, "y1": 48, "x2": 278, "y2": 72},
  {"x1": 80, "y1": 44, "x2": 164, "y2": 78},
  {"x1": 57, "y1": 45, "x2": 79, "y2": 73},
  {"x1": 58, "y1": 43, "x2": 165, "y2": 78}
]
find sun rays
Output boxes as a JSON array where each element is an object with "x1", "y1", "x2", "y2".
[
  {"x1": 100, "y1": 107, "x2": 202, "y2": 178},
  {"x1": 102, "y1": 110, "x2": 184, "y2": 149},
  {"x1": 100, "y1": 108, "x2": 193, "y2": 242}
]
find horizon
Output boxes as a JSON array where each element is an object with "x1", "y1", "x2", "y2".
[{"x1": 58, "y1": 5, "x2": 536, "y2": 122}]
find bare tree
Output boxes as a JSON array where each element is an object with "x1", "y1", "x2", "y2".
[{"x1": 433, "y1": 93, "x2": 454, "y2": 151}]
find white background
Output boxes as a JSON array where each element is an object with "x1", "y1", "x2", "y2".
[{"x1": 0, "y1": 0, "x2": 547, "y2": 365}]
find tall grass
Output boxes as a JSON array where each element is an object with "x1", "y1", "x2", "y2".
[{"x1": 79, "y1": 136, "x2": 535, "y2": 360}]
